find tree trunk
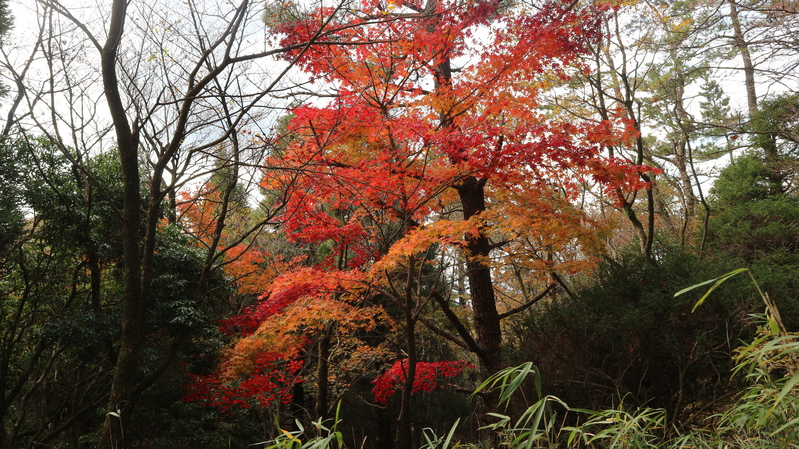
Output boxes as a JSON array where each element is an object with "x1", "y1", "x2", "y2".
[
  {"x1": 315, "y1": 331, "x2": 331, "y2": 420},
  {"x1": 728, "y1": 0, "x2": 758, "y2": 118},
  {"x1": 728, "y1": 0, "x2": 781, "y2": 189},
  {"x1": 429, "y1": 0, "x2": 502, "y2": 375},
  {"x1": 99, "y1": 1, "x2": 143, "y2": 447},
  {"x1": 395, "y1": 257, "x2": 417, "y2": 449},
  {"x1": 455, "y1": 176, "x2": 503, "y2": 375}
]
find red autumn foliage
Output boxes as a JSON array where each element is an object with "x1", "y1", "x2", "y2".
[
  {"x1": 261, "y1": 0, "x2": 652, "y2": 273},
  {"x1": 372, "y1": 359, "x2": 473, "y2": 406},
  {"x1": 187, "y1": 0, "x2": 658, "y2": 416},
  {"x1": 182, "y1": 354, "x2": 303, "y2": 414}
]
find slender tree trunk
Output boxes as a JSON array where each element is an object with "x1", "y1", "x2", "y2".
[
  {"x1": 728, "y1": 0, "x2": 781, "y2": 189},
  {"x1": 99, "y1": 1, "x2": 143, "y2": 447},
  {"x1": 624, "y1": 96, "x2": 656, "y2": 258},
  {"x1": 0, "y1": 407, "x2": 5, "y2": 447},
  {"x1": 315, "y1": 331, "x2": 331, "y2": 420},
  {"x1": 598, "y1": 17, "x2": 655, "y2": 258},
  {"x1": 290, "y1": 382, "x2": 306, "y2": 430},
  {"x1": 672, "y1": 73, "x2": 697, "y2": 245},
  {"x1": 76, "y1": 164, "x2": 104, "y2": 313},
  {"x1": 395, "y1": 256, "x2": 417, "y2": 449},
  {"x1": 728, "y1": 0, "x2": 758, "y2": 118}
]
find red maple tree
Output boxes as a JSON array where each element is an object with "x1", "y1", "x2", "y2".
[
  {"x1": 186, "y1": 0, "x2": 654, "y2": 440},
  {"x1": 266, "y1": 0, "x2": 647, "y2": 373}
]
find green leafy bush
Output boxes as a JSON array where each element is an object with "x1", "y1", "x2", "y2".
[{"x1": 506, "y1": 247, "x2": 751, "y2": 422}]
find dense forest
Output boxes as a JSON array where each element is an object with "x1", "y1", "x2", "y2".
[{"x1": 0, "y1": 0, "x2": 797, "y2": 447}]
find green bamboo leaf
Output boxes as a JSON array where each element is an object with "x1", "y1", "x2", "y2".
[
  {"x1": 674, "y1": 268, "x2": 749, "y2": 312},
  {"x1": 674, "y1": 268, "x2": 747, "y2": 297},
  {"x1": 442, "y1": 418, "x2": 460, "y2": 449},
  {"x1": 769, "y1": 371, "x2": 799, "y2": 414},
  {"x1": 769, "y1": 415, "x2": 799, "y2": 437},
  {"x1": 502, "y1": 363, "x2": 534, "y2": 404},
  {"x1": 471, "y1": 362, "x2": 535, "y2": 406}
]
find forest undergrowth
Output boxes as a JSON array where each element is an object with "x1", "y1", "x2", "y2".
[{"x1": 256, "y1": 271, "x2": 799, "y2": 449}]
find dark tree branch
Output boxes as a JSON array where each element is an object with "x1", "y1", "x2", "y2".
[
  {"x1": 498, "y1": 283, "x2": 556, "y2": 320},
  {"x1": 430, "y1": 291, "x2": 488, "y2": 363}
]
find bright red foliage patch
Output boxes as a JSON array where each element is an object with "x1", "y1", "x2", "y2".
[
  {"x1": 182, "y1": 353, "x2": 303, "y2": 414},
  {"x1": 372, "y1": 359, "x2": 473, "y2": 406}
]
